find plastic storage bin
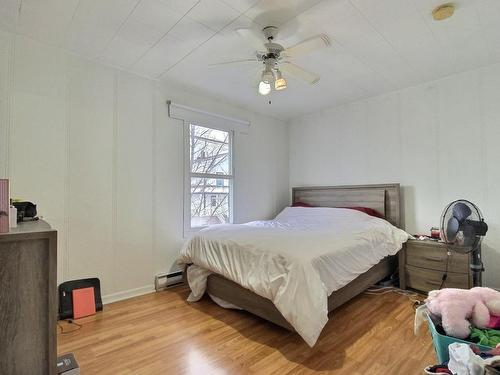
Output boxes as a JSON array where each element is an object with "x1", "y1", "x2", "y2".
[{"x1": 427, "y1": 313, "x2": 493, "y2": 363}]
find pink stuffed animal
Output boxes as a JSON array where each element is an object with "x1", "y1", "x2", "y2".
[{"x1": 426, "y1": 287, "x2": 500, "y2": 339}]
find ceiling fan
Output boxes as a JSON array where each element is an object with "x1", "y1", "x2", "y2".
[{"x1": 209, "y1": 26, "x2": 330, "y2": 96}]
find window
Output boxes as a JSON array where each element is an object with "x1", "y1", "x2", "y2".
[{"x1": 185, "y1": 123, "x2": 233, "y2": 230}]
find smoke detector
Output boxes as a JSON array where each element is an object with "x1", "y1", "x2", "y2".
[{"x1": 432, "y1": 3, "x2": 455, "y2": 21}]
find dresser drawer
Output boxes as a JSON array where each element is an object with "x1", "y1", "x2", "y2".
[
  {"x1": 405, "y1": 243, "x2": 469, "y2": 273},
  {"x1": 405, "y1": 265, "x2": 469, "y2": 292}
]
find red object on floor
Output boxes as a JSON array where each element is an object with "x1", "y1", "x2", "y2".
[{"x1": 72, "y1": 287, "x2": 96, "y2": 319}]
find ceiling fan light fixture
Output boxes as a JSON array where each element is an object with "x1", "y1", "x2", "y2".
[
  {"x1": 258, "y1": 66, "x2": 274, "y2": 95},
  {"x1": 261, "y1": 68, "x2": 274, "y2": 84},
  {"x1": 274, "y1": 69, "x2": 287, "y2": 90},
  {"x1": 258, "y1": 81, "x2": 271, "y2": 95},
  {"x1": 275, "y1": 77, "x2": 287, "y2": 90}
]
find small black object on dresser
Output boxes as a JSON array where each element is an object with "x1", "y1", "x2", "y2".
[
  {"x1": 399, "y1": 238, "x2": 481, "y2": 293},
  {"x1": 12, "y1": 201, "x2": 37, "y2": 222}
]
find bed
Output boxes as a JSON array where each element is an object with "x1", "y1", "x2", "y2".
[{"x1": 179, "y1": 183, "x2": 407, "y2": 346}]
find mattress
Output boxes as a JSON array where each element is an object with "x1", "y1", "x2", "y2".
[{"x1": 178, "y1": 207, "x2": 409, "y2": 346}]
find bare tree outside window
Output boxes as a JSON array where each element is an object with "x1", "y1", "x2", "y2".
[{"x1": 189, "y1": 124, "x2": 232, "y2": 228}]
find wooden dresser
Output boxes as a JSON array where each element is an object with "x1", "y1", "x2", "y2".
[
  {"x1": 399, "y1": 239, "x2": 477, "y2": 293},
  {"x1": 0, "y1": 220, "x2": 57, "y2": 375}
]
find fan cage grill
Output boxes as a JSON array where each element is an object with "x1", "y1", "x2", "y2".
[{"x1": 440, "y1": 199, "x2": 485, "y2": 253}]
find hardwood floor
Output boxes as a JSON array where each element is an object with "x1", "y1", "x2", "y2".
[{"x1": 58, "y1": 285, "x2": 436, "y2": 374}]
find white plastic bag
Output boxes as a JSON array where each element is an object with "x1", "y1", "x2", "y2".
[
  {"x1": 448, "y1": 343, "x2": 485, "y2": 375},
  {"x1": 414, "y1": 304, "x2": 428, "y2": 336}
]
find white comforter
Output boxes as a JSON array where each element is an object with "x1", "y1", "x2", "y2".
[{"x1": 178, "y1": 207, "x2": 409, "y2": 346}]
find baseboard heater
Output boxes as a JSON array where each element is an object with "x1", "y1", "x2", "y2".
[{"x1": 155, "y1": 271, "x2": 183, "y2": 291}]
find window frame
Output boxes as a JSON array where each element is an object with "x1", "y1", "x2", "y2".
[{"x1": 183, "y1": 122, "x2": 234, "y2": 235}]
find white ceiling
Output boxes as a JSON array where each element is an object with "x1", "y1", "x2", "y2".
[{"x1": 2, "y1": 0, "x2": 500, "y2": 120}]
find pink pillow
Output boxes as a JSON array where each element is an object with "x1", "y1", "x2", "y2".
[
  {"x1": 343, "y1": 206, "x2": 384, "y2": 219},
  {"x1": 291, "y1": 203, "x2": 384, "y2": 218},
  {"x1": 291, "y1": 201, "x2": 313, "y2": 207}
]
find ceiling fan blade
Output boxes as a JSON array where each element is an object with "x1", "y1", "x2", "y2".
[
  {"x1": 280, "y1": 62, "x2": 320, "y2": 85},
  {"x1": 283, "y1": 34, "x2": 330, "y2": 58},
  {"x1": 208, "y1": 58, "x2": 257, "y2": 68},
  {"x1": 235, "y1": 28, "x2": 266, "y2": 51}
]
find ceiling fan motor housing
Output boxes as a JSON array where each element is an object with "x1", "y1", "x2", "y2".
[
  {"x1": 262, "y1": 26, "x2": 278, "y2": 41},
  {"x1": 264, "y1": 42, "x2": 284, "y2": 57}
]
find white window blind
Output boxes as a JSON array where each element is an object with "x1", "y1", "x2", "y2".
[{"x1": 167, "y1": 101, "x2": 250, "y2": 133}]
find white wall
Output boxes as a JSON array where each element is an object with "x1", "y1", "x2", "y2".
[
  {"x1": 0, "y1": 30, "x2": 289, "y2": 302},
  {"x1": 289, "y1": 63, "x2": 500, "y2": 289}
]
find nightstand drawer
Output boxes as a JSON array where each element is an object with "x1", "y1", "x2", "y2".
[
  {"x1": 406, "y1": 243, "x2": 469, "y2": 273},
  {"x1": 405, "y1": 265, "x2": 469, "y2": 292}
]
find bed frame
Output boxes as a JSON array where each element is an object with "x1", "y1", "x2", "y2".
[{"x1": 189, "y1": 183, "x2": 402, "y2": 331}]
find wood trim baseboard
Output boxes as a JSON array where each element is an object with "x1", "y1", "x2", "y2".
[{"x1": 102, "y1": 285, "x2": 155, "y2": 305}]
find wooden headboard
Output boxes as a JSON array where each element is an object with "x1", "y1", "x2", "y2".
[{"x1": 292, "y1": 183, "x2": 402, "y2": 228}]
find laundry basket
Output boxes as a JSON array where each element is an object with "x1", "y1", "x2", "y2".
[{"x1": 426, "y1": 313, "x2": 492, "y2": 363}]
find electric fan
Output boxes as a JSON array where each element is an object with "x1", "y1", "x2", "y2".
[
  {"x1": 440, "y1": 200, "x2": 488, "y2": 287},
  {"x1": 209, "y1": 26, "x2": 330, "y2": 96}
]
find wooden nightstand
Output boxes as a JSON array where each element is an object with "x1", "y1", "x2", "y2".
[{"x1": 399, "y1": 239, "x2": 480, "y2": 293}]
